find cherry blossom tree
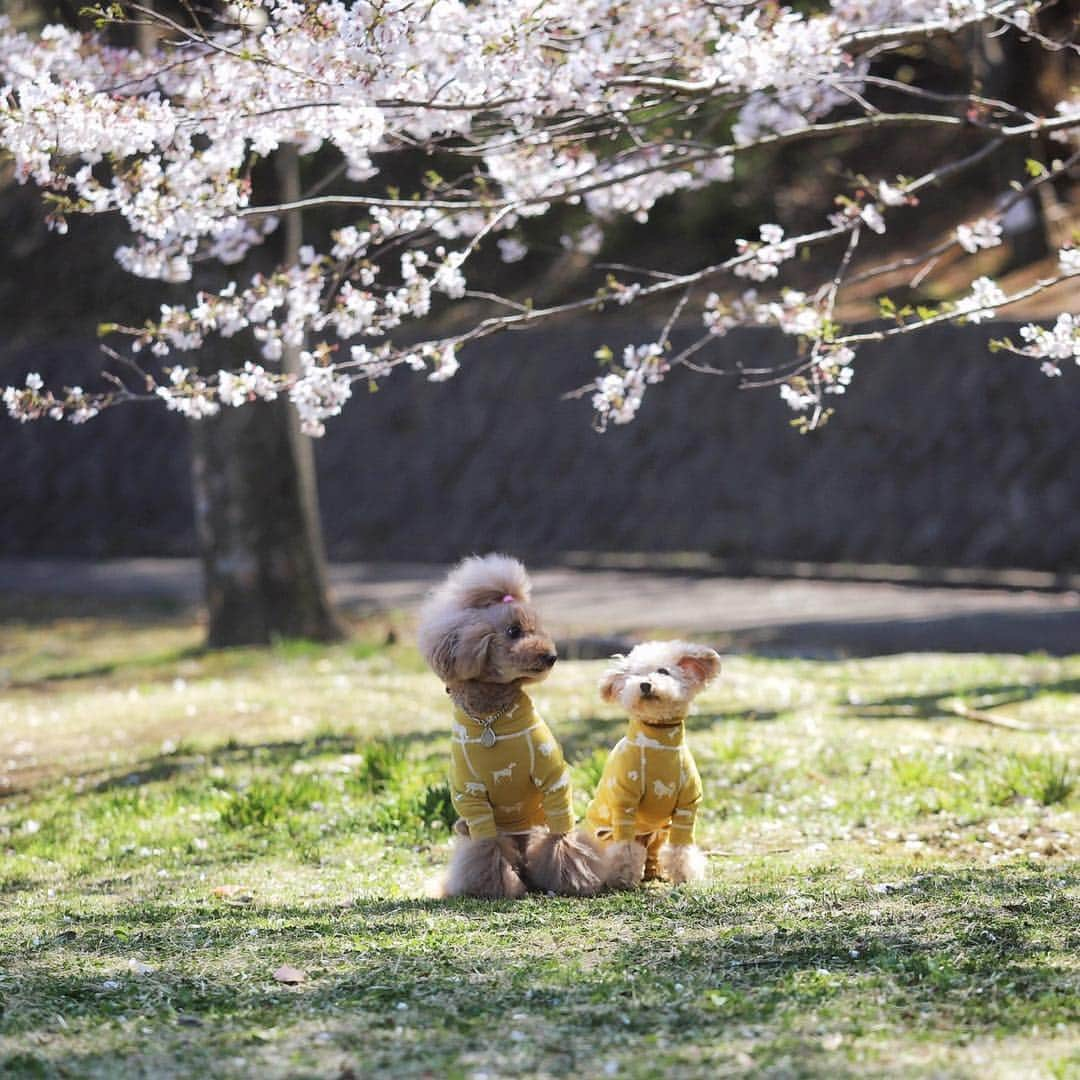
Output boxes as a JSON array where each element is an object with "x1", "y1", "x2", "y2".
[{"x1": 1, "y1": 0, "x2": 1077, "y2": 440}]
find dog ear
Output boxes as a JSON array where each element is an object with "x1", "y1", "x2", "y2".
[
  {"x1": 675, "y1": 645, "x2": 721, "y2": 688},
  {"x1": 455, "y1": 620, "x2": 494, "y2": 681},
  {"x1": 599, "y1": 669, "x2": 626, "y2": 703},
  {"x1": 428, "y1": 629, "x2": 461, "y2": 683},
  {"x1": 431, "y1": 621, "x2": 493, "y2": 682}
]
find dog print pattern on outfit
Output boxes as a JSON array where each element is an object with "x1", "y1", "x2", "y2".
[
  {"x1": 585, "y1": 717, "x2": 702, "y2": 844},
  {"x1": 449, "y1": 694, "x2": 574, "y2": 838}
]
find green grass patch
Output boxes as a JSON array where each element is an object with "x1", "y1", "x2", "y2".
[{"x1": 0, "y1": 608, "x2": 1078, "y2": 1077}]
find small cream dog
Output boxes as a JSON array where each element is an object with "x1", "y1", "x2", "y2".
[
  {"x1": 586, "y1": 640, "x2": 721, "y2": 888},
  {"x1": 417, "y1": 554, "x2": 603, "y2": 899}
]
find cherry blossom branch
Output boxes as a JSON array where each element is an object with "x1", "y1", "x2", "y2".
[
  {"x1": 3, "y1": 0, "x2": 1077, "y2": 436},
  {"x1": 835, "y1": 274, "x2": 1076, "y2": 346},
  {"x1": 237, "y1": 111, "x2": 1080, "y2": 222},
  {"x1": 839, "y1": 0, "x2": 1029, "y2": 47},
  {"x1": 848, "y1": 147, "x2": 1080, "y2": 289},
  {"x1": 838, "y1": 75, "x2": 1039, "y2": 123}
]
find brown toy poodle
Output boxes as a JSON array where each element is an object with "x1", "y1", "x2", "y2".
[{"x1": 417, "y1": 553, "x2": 603, "y2": 899}]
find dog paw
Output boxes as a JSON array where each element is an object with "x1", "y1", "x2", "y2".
[
  {"x1": 642, "y1": 861, "x2": 667, "y2": 883},
  {"x1": 524, "y1": 830, "x2": 604, "y2": 896},
  {"x1": 659, "y1": 842, "x2": 707, "y2": 884},
  {"x1": 442, "y1": 836, "x2": 527, "y2": 899},
  {"x1": 602, "y1": 840, "x2": 647, "y2": 890}
]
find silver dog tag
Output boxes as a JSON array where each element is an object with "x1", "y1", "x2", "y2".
[{"x1": 480, "y1": 726, "x2": 497, "y2": 748}]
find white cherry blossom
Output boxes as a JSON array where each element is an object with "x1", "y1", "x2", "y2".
[
  {"x1": 0, "y1": 0, "x2": 1075, "y2": 435},
  {"x1": 956, "y1": 218, "x2": 1004, "y2": 253},
  {"x1": 957, "y1": 276, "x2": 1008, "y2": 323}
]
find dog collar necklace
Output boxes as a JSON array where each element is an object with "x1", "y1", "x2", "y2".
[
  {"x1": 448, "y1": 691, "x2": 516, "y2": 747},
  {"x1": 640, "y1": 717, "x2": 684, "y2": 728}
]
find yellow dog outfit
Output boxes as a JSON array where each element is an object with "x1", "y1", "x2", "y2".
[
  {"x1": 586, "y1": 716, "x2": 702, "y2": 867},
  {"x1": 449, "y1": 693, "x2": 575, "y2": 839}
]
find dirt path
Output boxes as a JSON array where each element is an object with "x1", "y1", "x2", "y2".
[{"x1": 2, "y1": 557, "x2": 1078, "y2": 656}]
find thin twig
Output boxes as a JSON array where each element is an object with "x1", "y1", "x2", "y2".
[
  {"x1": 240, "y1": 113, "x2": 1080, "y2": 220},
  {"x1": 834, "y1": 274, "x2": 1075, "y2": 347},
  {"x1": 703, "y1": 846, "x2": 794, "y2": 857},
  {"x1": 943, "y1": 699, "x2": 1037, "y2": 731},
  {"x1": 847, "y1": 147, "x2": 1080, "y2": 289}
]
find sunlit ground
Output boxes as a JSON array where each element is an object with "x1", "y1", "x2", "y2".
[{"x1": 1, "y1": 598, "x2": 1077, "y2": 1078}]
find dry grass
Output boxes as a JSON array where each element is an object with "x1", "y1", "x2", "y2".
[{"x1": 0, "y1": 601, "x2": 1078, "y2": 1078}]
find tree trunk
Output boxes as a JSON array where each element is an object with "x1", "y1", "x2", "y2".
[
  {"x1": 190, "y1": 395, "x2": 342, "y2": 647},
  {"x1": 190, "y1": 144, "x2": 343, "y2": 647}
]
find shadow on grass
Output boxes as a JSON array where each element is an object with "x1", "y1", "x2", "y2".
[
  {"x1": 5, "y1": 644, "x2": 208, "y2": 690},
  {"x1": 559, "y1": 709, "x2": 779, "y2": 763},
  {"x1": 4, "y1": 626, "x2": 390, "y2": 692},
  {"x1": 86, "y1": 728, "x2": 447, "y2": 796},
  {"x1": 729, "y1": 609, "x2": 1080, "y2": 658},
  {"x1": 0, "y1": 727, "x2": 449, "y2": 808},
  {"x1": 3, "y1": 866, "x2": 1076, "y2": 1076},
  {"x1": 843, "y1": 675, "x2": 1080, "y2": 723}
]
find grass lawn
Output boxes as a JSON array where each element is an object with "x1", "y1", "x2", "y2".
[{"x1": 0, "y1": 598, "x2": 1078, "y2": 1079}]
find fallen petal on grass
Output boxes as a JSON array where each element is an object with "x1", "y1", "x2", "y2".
[
  {"x1": 273, "y1": 965, "x2": 307, "y2": 985},
  {"x1": 212, "y1": 884, "x2": 255, "y2": 903},
  {"x1": 870, "y1": 881, "x2": 903, "y2": 894}
]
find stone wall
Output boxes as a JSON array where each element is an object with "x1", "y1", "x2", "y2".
[
  {"x1": 1, "y1": 341, "x2": 193, "y2": 557},
  {"x1": 3, "y1": 322, "x2": 1078, "y2": 570}
]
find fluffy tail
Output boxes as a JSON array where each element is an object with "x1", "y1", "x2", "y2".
[
  {"x1": 659, "y1": 842, "x2": 707, "y2": 885},
  {"x1": 601, "y1": 839, "x2": 647, "y2": 890},
  {"x1": 441, "y1": 835, "x2": 527, "y2": 900},
  {"x1": 524, "y1": 829, "x2": 604, "y2": 897}
]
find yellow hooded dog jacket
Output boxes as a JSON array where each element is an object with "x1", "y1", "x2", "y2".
[
  {"x1": 586, "y1": 717, "x2": 702, "y2": 844},
  {"x1": 449, "y1": 694, "x2": 575, "y2": 839}
]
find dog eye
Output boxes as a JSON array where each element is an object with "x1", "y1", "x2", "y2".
[
  {"x1": 506, "y1": 624, "x2": 523, "y2": 639},
  {"x1": 656, "y1": 667, "x2": 670, "y2": 676}
]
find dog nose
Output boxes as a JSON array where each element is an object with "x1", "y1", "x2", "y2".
[
  {"x1": 640, "y1": 681, "x2": 652, "y2": 695},
  {"x1": 543, "y1": 653, "x2": 558, "y2": 668}
]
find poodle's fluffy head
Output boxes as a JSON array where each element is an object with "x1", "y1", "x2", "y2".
[
  {"x1": 417, "y1": 554, "x2": 558, "y2": 686},
  {"x1": 600, "y1": 640, "x2": 721, "y2": 725}
]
